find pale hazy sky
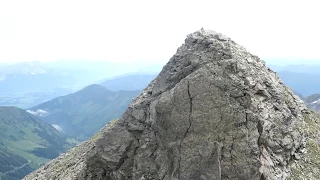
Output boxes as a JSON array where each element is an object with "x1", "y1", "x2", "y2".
[{"x1": 0, "y1": 0, "x2": 319, "y2": 64}]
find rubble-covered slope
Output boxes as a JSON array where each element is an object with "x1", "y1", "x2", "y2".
[{"x1": 24, "y1": 29, "x2": 320, "y2": 180}]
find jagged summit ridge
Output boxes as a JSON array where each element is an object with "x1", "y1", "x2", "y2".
[
  {"x1": 152, "y1": 29, "x2": 262, "y2": 96},
  {"x1": 24, "y1": 29, "x2": 320, "y2": 180}
]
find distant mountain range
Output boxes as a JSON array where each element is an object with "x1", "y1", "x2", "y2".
[
  {"x1": 0, "y1": 106, "x2": 73, "y2": 180},
  {"x1": 267, "y1": 63, "x2": 320, "y2": 111},
  {"x1": 28, "y1": 84, "x2": 141, "y2": 141},
  {"x1": 267, "y1": 63, "x2": 320, "y2": 96},
  {"x1": 0, "y1": 60, "x2": 163, "y2": 94},
  {"x1": 268, "y1": 63, "x2": 320, "y2": 74},
  {"x1": 0, "y1": 61, "x2": 75, "y2": 94},
  {"x1": 277, "y1": 71, "x2": 320, "y2": 96},
  {"x1": 298, "y1": 94, "x2": 320, "y2": 112},
  {"x1": 0, "y1": 88, "x2": 74, "y2": 109},
  {"x1": 0, "y1": 61, "x2": 163, "y2": 108},
  {"x1": 100, "y1": 73, "x2": 157, "y2": 91}
]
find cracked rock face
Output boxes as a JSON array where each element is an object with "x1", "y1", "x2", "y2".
[{"x1": 24, "y1": 29, "x2": 320, "y2": 180}]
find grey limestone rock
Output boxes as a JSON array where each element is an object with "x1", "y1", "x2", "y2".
[{"x1": 24, "y1": 29, "x2": 320, "y2": 180}]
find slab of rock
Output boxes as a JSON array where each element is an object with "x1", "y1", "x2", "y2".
[{"x1": 24, "y1": 29, "x2": 320, "y2": 180}]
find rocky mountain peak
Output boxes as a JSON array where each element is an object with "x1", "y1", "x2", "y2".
[
  {"x1": 24, "y1": 29, "x2": 320, "y2": 180},
  {"x1": 152, "y1": 29, "x2": 263, "y2": 95}
]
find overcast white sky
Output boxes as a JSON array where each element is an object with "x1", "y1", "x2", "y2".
[{"x1": 0, "y1": 0, "x2": 319, "y2": 64}]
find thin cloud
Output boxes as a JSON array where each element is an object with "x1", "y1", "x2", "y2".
[
  {"x1": 26, "y1": 109, "x2": 49, "y2": 117},
  {"x1": 52, "y1": 124, "x2": 63, "y2": 132}
]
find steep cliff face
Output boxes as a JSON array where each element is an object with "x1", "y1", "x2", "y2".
[{"x1": 24, "y1": 29, "x2": 320, "y2": 180}]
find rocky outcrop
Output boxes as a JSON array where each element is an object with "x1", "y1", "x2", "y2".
[{"x1": 24, "y1": 29, "x2": 320, "y2": 180}]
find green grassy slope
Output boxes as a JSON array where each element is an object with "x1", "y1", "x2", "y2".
[
  {"x1": 29, "y1": 84, "x2": 141, "y2": 141},
  {"x1": 0, "y1": 106, "x2": 73, "y2": 180}
]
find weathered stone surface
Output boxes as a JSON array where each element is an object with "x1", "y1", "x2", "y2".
[{"x1": 24, "y1": 29, "x2": 320, "y2": 180}]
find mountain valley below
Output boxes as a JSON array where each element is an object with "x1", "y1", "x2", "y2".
[
  {"x1": 28, "y1": 84, "x2": 141, "y2": 141},
  {"x1": 0, "y1": 107, "x2": 74, "y2": 180}
]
